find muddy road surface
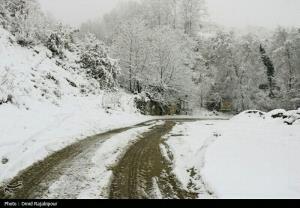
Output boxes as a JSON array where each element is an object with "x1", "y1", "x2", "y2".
[
  {"x1": 0, "y1": 121, "x2": 154, "y2": 199},
  {"x1": 109, "y1": 121, "x2": 198, "y2": 199},
  {"x1": 0, "y1": 119, "x2": 216, "y2": 199}
]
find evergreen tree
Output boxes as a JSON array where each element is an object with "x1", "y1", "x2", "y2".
[{"x1": 260, "y1": 44, "x2": 275, "y2": 98}]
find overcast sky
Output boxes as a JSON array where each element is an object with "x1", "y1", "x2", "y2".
[{"x1": 38, "y1": 0, "x2": 300, "y2": 28}]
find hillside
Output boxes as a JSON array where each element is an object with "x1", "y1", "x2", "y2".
[{"x1": 0, "y1": 27, "x2": 146, "y2": 184}]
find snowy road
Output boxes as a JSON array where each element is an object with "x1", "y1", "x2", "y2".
[
  {"x1": 7, "y1": 114, "x2": 298, "y2": 199},
  {"x1": 0, "y1": 118, "x2": 220, "y2": 199},
  {"x1": 0, "y1": 121, "x2": 156, "y2": 199}
]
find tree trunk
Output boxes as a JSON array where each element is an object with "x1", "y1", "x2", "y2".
[
  {"x1": 173, "y1": 0, "x2": 177, "y2": 29},
  {"x1": 286, "y1": 47, "x2": 294, "y2": 91},
  {"x1": 129, "y1": 40, "x2": 133, "y2": 92}
]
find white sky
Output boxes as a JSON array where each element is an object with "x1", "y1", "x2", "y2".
[{"x1": 38, "y1": 0, "x2": 300, "y2": 28}]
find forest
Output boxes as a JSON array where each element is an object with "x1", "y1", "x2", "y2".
[{"x1": 1, "y1": 0, "x2": 300, "y2": 115}]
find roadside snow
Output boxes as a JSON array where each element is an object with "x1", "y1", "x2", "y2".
[
  {"x1": 165, "y1": 110, "x2": 300, "y2": 199},
  {"x1": 163, "y1": 120, "x2": 222, "y2": 199}
]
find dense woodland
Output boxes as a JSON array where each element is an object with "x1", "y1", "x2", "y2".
[{"x1": 1, "y1": 0, "x2": 300, "y2": 114}]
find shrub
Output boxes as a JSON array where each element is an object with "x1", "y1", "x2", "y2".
[
  {"x1": 46, "y1": 25, "x2": 77, "y2": 58},
  {"x1": 80, "y1": 34, "x2": 120, "y2": 89}
]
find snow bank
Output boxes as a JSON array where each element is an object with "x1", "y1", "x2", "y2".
[
  {"x1": 163, "y1": 121, "x2": 223, "y2": 199},
  {"x1": 166, "y1": 110, "x2": 300, "y2": 199},
  {"x1": 0, "y1": 27, "x2": 147, "y2": 184}
]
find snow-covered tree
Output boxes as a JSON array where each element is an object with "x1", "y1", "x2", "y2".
[
  {"x1": 77, "y1": 0, "x2": 299, "y2": 113},
  {"x1": 272, "y1": 28, "x2": 298, "y2": 91},
  {"x1": 80, "y1": 34, "x2": 120, "y2": 89},
  {"x1": 46, "y1": 24, "x2": 77, "y2": 58},
  {"x1": 141, "y1": 0, "x2": 175, "y2": 28},
  {"x1": 270, "y1": 27, "x2": 300, "y2": 109},
  {"x1": 180, "y1": 0, "x2": 206, "y2": 36},
  {"x1": 199, "y1": 31, "x2": 271, "y2": 112},
  {"x1": 148, "y1": 27, "x2": 186, "y2": 89},
  {"x1": 0, "y1": 0, "x2": 54, "y2": 46},
  {"x1": 191, "y1": 38, "x2": 214, "y2": 108},
  {"x1": 111, "y1": 18, "x2": 149, "y2": 93}
]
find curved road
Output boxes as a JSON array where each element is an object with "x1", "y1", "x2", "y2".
[{"x1": 0, "y1": 119, "x2": 216, "y2": 199}]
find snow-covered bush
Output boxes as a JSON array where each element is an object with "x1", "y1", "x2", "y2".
[
  {"x1": 0, "y1": 0, "x2": 56, "y2": 47},
  {"x1": 0, "y1": 67, "x2": 15, "y2": 105},
  {"x1": 0, "y1": 0, "x2": 17, "y2": 29},
  {"x1": 46, "y1": 32, "x2": 64, "y2": 58},
  {"x1": 46, "y1": 24, "x2": 77, "y2": 58},
  {"x1": 80, "y1": 34, "x2": 120, "y2": 89},
  {"x1": 0, "y1": 2, "x2": 8, "y2": 28}
]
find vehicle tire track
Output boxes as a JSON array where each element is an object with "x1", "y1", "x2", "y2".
[
  {"x1": 0, "y1": 121, "x2": 154, "y2": 199},
  {"x1": 109, "y1": 121, "x2": 198, "y2": 199}
]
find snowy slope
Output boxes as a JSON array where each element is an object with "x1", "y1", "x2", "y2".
[
  {"x1": 165, "y1": 110, "x2": 300, "y2": 199},
  {"x1": 0, "y1": 27, "x2": 147, "y2": 184}
]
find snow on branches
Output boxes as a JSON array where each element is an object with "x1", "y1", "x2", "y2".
[{"x1": 80, "y1": 34, "x2": 120, "y2": 90}]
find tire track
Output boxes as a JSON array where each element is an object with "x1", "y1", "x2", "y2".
[
  {"x1": 109, "y1": 121, "x2": 198, "y2": 199},
  {"x1": 0, "y1": 121, "x2": 154, "y2": 199}
]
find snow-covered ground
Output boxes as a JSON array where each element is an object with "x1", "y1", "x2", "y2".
[
  {"x1": 164, "y1": 110, "x2": 300, "y2": 199},
  {"x1": 0, "y1": 27, "x2": 148, "y2": 185}
]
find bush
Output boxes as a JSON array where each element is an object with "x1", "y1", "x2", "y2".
[
  {"x1": 80, "y1": 34, "x2": 119, "y2": 89},
  {"x1": 46, "y1": 25, "x2": 77, "y2": 58},
  {"x1": 0, "y1": 2, "x2": 8, "y2": 28},
  {"x1": 46, "y1": 32, "x2": 65, "y2": 58}
]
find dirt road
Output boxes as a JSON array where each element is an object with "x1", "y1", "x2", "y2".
[
  {"x1": 0, "y1": 119, "x2": 215, "y2": 199},
  {"x1": 0, "y1": 121, "x2": 153, "y2": 199},
  {"x1": 109, "y1": 121, "x2": 198, "y2": 199}
]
